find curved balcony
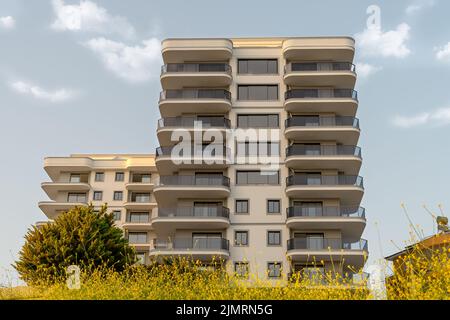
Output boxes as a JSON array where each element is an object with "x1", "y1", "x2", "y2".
[
  {"x1": 285, "y1": 116, "x2": 360, "y2": 145},
  {"x1": 282, "y1": 38, "x2": 355, "y2": 61},
  {"x1": 285, "y1": 145, "x2": 362, "y2": 175},
  {"x1": 150, "y1": 238, "x2": 230, "y2": 261},
  {"x1": 154, "y1": 175, "x2": 231, "y2": 206},
  {"x1": 284, "y1": 62, "x2": 356, "y2": 87},
  {"x1": 157, "y1": 117, "x2": 231, "y2": 146},
  {"x1": 161, "y1": 38, "x2": 233, "y2": 63},
  {"x1": 284, "y1": 89, "x2": 358, "y2": 116},
  {"x1": 41, "y1": 182, "x2": 90, "y2": 199},
  {"x1": 286, "y1": 206, "x2": 366, "y2": 240},
  {"x1": 161, "y1": 63, "x2": 232, "y2": 89},
  {"x1": 286, "y1": 238, "x2": 368, "y2": 269},
  {"x1": 155, "y1": 145, "x2": 231, "y2": 175},
  {"x1": 286, "y1": 175, "x2": 364, "y2": 203},
  {"x1": 152, "y1": 206, "x2": 230, "y2": 231},
  {"x1": 38, "y1": 201, "x2": 87, "y2": 219},
  {"x1": 159, "y1": 89, "x2": 232, "y2": 117}
]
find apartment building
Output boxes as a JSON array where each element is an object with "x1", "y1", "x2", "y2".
[{"x1": 39, "y1": 37, "x2": 368, "y2": 282}]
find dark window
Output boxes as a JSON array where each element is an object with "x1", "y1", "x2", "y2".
[
  {"x1": 67, "y1": 193, "x2": 86, "y2": 203},
  {"x1": 238, "y1": 59, "x2": 278, "y2": 74},
  {"x1": 69, "y1": 174, "x2": 81, "y2": 183},
  {"x1": 128, "y1": 232, "x2": 147, "y2": 244},
  {"x1": 131, "y1": 173, "x2": 151, "y2": 183},
  {"x1": 113, "y1": 191, "x2": 123, "y2": 201},
  {"x1": 130, "y1": 193, "x2": 151, "y2": 203},
  {"x1": 237, "y1": 85, "x2": 278, "y2": 100},
  {"x1": 95, "y1": 172, "x2": 104, "y2": 182},
  {"x1": 113, "y1": 210, "x2": 121, "y2": 221},
  {"x1": 267, "y1": 231, "x2": 281, "y2": 246},
  {"x1": 115, "y1": 172, "x2": 125, "y2": 181},
  {"x1": 267, "y1": 262, "x2": 282, "y2": 278},
  {"x1": 93, "y1": 191, "x2": 103, "y2": 201},
  {"x1": 236, "y1": 171, "x2": 279, "y2": 185},
  {"x1": 267, "y1": 200, "x2": 281, "y2": 214},
  {"x1": 235, "y1": 231, "x2": 248, "y2": 246},
  {"x1": 234, "y1": 262, "x2": 249, "y2": 278},
  {"x1": 236, "y1": 142, "x2": 280, "y2": 157},
  {"x1": 127, "y1": 212, "x2": 150, "y2": 223},
  {"x1": 235, "y1": 200, "x2": 249, "y2": 214},
  {"x1": 237, "y1": 114, "x2": 279, "y2": 128}
]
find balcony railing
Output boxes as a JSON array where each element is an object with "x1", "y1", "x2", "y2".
[
  {"x1": 160, "y1": 89, "x2": 232, "y2": 101},
  {"x1": 285, "y1": 89, "x2": 358, "y2": 101},
  {"x1": 287, "y1": 206, "x2": 366, "y2": 219},
  {"x1": 158, "y1": 175, "x2": 231, "y2": 188},
  {"x1": 158, "y1": 117, "x2": 231, "y2": 129},
  {"x1": 152, "y1": 238, "x2": 230, "y2": 251},
  {"x1": 156, "y1": 145, "x2": 230, "y2": 158},
  {"x1": 286, "y1": 175, "x2": 364, "y2": 188},
  {"x1": 286, "y1": 145, "x2": 362, "y2": 158},
  {"x1": 285, "y1": 116, "x2": 359, "y2": 129},
  {"x1": 287, "y1": 238, "x2": 368, "y2": 251},
  {"x1": 158, "y1": 206, "x2": 230, "y2": 219},
  {"x1": 161, "y1": 63, "x2": 232, "y2": 74},
  {"x1": 287, "y1": 272, "x2": 369, "y2": 285},
  {"x1": 285, "y1": 62, "x2": 356, "y2": 74}
]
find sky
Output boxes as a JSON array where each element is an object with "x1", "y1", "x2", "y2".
[{"x1": 1, "y1": 0, "x2": 450, "y2": 284}]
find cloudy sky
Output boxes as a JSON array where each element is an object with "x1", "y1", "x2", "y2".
[{"x1": 1, "y1": 0, "x2": 450, "y2": 282}]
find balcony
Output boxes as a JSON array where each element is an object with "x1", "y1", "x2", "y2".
[
  {"x1": 285, "y1": 145, "x2": 362, "y2": 175},
  {"x1": 286, "y1": 206, "x2": 366, "y2": 240},
  {"x1": 161, "y1": 63, "x2": 232, "y2": 89},
  {"x1": 150, "y1": 238, "x2": 230, "y2": 261},
  {"x1": 286, "y1": 238, "x2": 368, "y2": 268},
  {"x1": 155, "y1": 145, "x2": 231, "y2": 174},
  {"x1": 285, "y1": 175, "x2": 364, "y2": 203},
  {"x1": 285, "y1": 116, "x2": 360, "y2": 145},
  {"x1": 159, "y1": 89, "x2": 232, "y2": 117},
  {"x1": 157, "y1": 117, "x2": 231, "y2": 146},
  {"x1": 122, "y1": 215, "x2": 152, "y2": 231},
  {"x1": 154, "y1": 175, "x2": 231, "y2": 205},
  {"x1": 125, "y1": 174, "x2": 154, "y2": 192},
  {"x1": 124, "y1": 193, "x2": 157, "y2": 211},
  {"x1": 38, "y1": 201, "x2": 87, "y2": 219},
  {"x1": 282, "y1": 38, "x2": 355, "y2": 61},
  {"x1": 161, "y1": 38, "x2": 233, "y2": 63},
  {"x1": 285, "y1": 62, "x2": 356, "y2": 87},
  {"x1": 152, "y1": 206, "x2": 230, "y2": 231},
  {"x1": 41, "y1": 181, "x2": 90, "y2": 199},
  {"x1": 284, "y1": 89, "x2": 358, "y2": 116}
]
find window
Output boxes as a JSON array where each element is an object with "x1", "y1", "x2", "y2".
[
  {"x1": 234, "y1": 231, "x2": 248, "y2": 246},
  {"x1": 95, "y1": 172, "x2": 104, "y2": 182},
  {"x1": 234, "y1": 262, "x2": 249, "y2": 278},
  {"x1": 113, "y1": 191, "x2": 123, "y2": 201},
  {"x1": 236, "y1": 171, "x2": 279, "y2": 185},
  {"x1": 128, "y1": 232, "x2": 147, "y2": 244},
  {"x1": 238, "y1": 59, "x2": 278, "y2": 74},
  {"x1": 236, "y1": 142, "x2": 280, "y2": 157},
  {"x1": 67, "y1": 193, "x2": 86, "y2": 203},
  {"x1": 132, "y1": 173, "x2": 151, "y2": 183},
  {"x1": 267, "y1": 262, "x2": 282, "y2": 278},
  {"x1": 69, "y1": 174, "x2": 81, "y2": 183},
  {"x1": 115, "y1": 172, "x2": 125, "y2": 182},
  {"x1": 235, "y1": 200, "x2": 249, "y2": 214},
  {"x1": 238, "y1": 85, "x2": 278, "y2": 101},
  {"x1": 130, "y1": 193, "x2": 151, "y2": 203},
  {"x1": 136, "y1": 252, "x2": 146, "y2": 265},
  {"x1": 93, "y1": 191, "x2": 103, "y2": 201},
  {"x1": 237, "y1": 114, "x2": 279, "y2": 128},
  {"x1": 267, "y1": 231, "x2": 281, "y2": 246},
  {"x1": 112, "y1": 210, "x2": 121, "y2": 221},
  {"x1": 127, "y1": 212, "x2": 150, "y2": 223},
  {"x1": 293, "y1": 201, "x2": 323, "y2": 217},
  {"x1": 267, "y1": 200, "x2": 281, "y2": 214}
]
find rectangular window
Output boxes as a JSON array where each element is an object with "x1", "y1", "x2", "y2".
[
  {"x1": 93, "y1": 191, "x2": 103, "y2": 201},
  {"x1": 131, "y1": 173, "x2": 152, "y2": 183},
  {"x1": 67, "y1": 193, "x2": 86, "y2": 203},
  {"x1": 127, "y1": 212, "x2": 150, "y2": 223},
  {"x1": 112, "y1": 210, "x2": 121, "y2": 221},
  {"x1": 267, "y1": 231, "x2": 281, "y2": 246},
  {"x1": 238, "y1": 59, "x2": 278, "y2": 74},
  {"x1": 236, "y1": 171, "x2": 279, "y2": 185},
  {"x1": 130, "y1": 193, "x2": 151, "y2": 203},
  {"x1": 267, "y1": 262, "x2": 282, "y2": 278},
  {"x1": 236, "y1": 142, "x2": 280, "y2": 157},
  {"x1": 113, "y1": 191, "x2": 123, "y2": 201},
  {"x1": 69, "y1": 174, "x2": 81, "y2": 183},
  {"x1": 235, "y1": 200, "x2": 249, "y2": 214},
  {"x1": 234, "y1": 262, "x2": 249, "y2": 278},
  {"x1": 128, "y1": 232, "x2": 147, "y2": 244},
  {"x1": 95, "y1": 172, "x2": 104, "y2": 182},
  {"x1": 115, "y1": 172, "x2": 125, "y2": 182},
  {"x1": 237, "y1": 85, "x2": 278, "y2": 101},
  {"x1": 237, "y1": 114, "x2": 279, "y2": 128},
  {"x1": 234, "y1": 231, "x2": 249, "y2": 246},
  {"x1": 267, "y1": 200, "x2": 281, "y2": 214}
]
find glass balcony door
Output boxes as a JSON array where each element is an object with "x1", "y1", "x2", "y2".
[{"x1": 193, "y1": 202, "x2": 221, "y2": 217}]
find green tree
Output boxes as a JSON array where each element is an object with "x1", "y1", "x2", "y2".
[{"x1": 14, "y1": 204, "x2": 136, "y2": 285}]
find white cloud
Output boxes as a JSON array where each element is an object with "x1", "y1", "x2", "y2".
[
  {"x1": 356, "y1": 62, "x2": 382, "y2": 79},
  {"x1": 83, "y1": 37, "x2": 161, "y2": 83},
  {"x1": 0, "y1": 16, "x2": 15, "y2": 29},
  {"x1": 355, "y1": 23, "x2": 411, "y2": 58},
  {"x1": 51, "y1": 0, "x2": 135, "y2": 38},
  {"x1": 406, "y1": 0, "x2": 436, "y2": 15},
  {"x1": 392, "y1": 108, "x2": 450, "y2": 128},
  {"x1": 10, "y1": 81, "x2": 76, "y2": 103},
  {"x1": 435, "y1": 42, "x2": 450, "y2": 62}
]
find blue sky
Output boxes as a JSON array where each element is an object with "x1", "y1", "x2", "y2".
[{"x1": 1, "y1": 0, "x2": 450, "y2": 283}]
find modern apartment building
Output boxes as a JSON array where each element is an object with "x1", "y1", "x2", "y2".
[{"x1": 39, "y1": 37, "x2": 368, "y2": 282}]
